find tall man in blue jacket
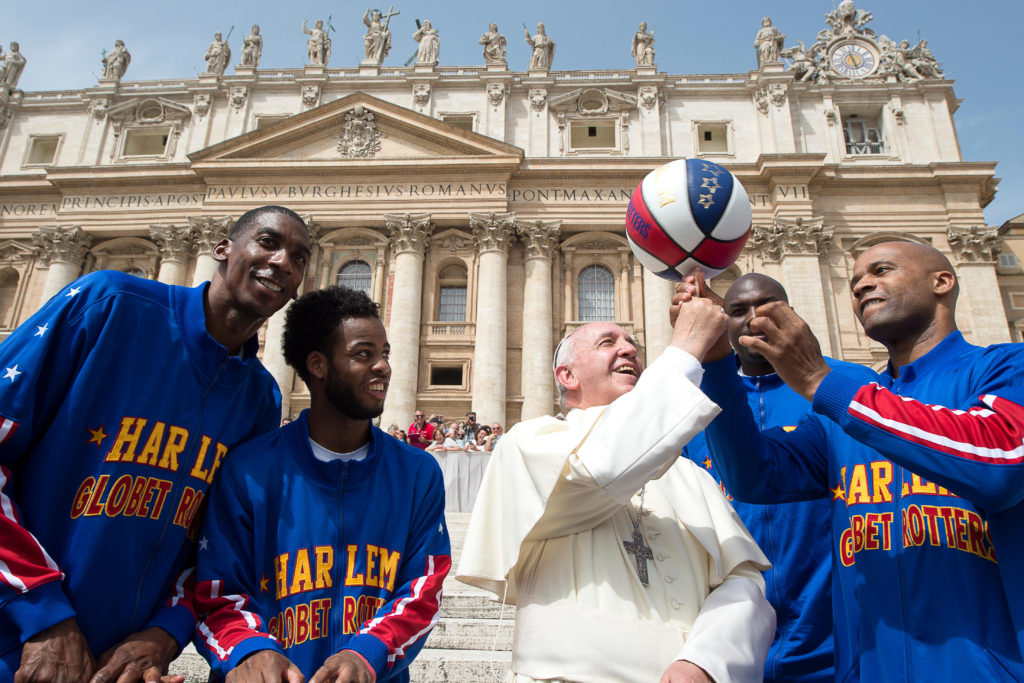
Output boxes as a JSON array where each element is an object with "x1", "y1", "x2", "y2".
[
  {"x1": 681, "y1": 242, "x2": 1024, "y2": 680},
  {"x1": 193, "y1": 286, "x2": 450, "y2": 682},
  {"x1": 681, "y1": 273, "x2": 834, "y2": 682},
  {"x1": 0, "y1": 206, "x2": 311, "y2": 683}
]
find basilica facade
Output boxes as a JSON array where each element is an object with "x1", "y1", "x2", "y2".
[{"x1": 0, "y1": 3, "x2": 1010, "y2": 429}]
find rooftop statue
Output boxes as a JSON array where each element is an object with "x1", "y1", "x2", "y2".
[
  {"x1": 413, "y1": 20, "x2": 439, "y2": 65},
  {"x1": 204, "y1": 32, "x2": 231, "y2": 75},
  {"x1": 363, "y1": 7, "x2": 398, "y2": 64},
  {"x1": 754, "y1": 17, "x2": 785, "y2": 66},
  {"x1": 239, "y1": 25, "x2": 263, "y2": 67},
  {"x1": 524, "y1": 22, "x2": 555, "y2": 70},
  {"x1": 479, "y1": 23, "x2": 506, "y2": 65},
  {"x1": 0, "y1": 42, "x2": 26, "y2": 89},
  {"x1": 631, "y1": 22, "x2": 655, "y2": 67},
  {"x1": 825, "y1": 0, "x2": 875, "y2": 38},
  {"x1": 302, "y1": 18, "x2": 331, "y2": 66},
  {"x1": 102, "y1": 39, "x2": 130, "y2": 81}
]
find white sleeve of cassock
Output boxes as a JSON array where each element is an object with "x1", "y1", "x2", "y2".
[
  {"x1": 575, "y1": 346, "x2": 720, "y2": 503},
  {"x1": 675, "y1": 566, "x2": 776, "y2": 683}
]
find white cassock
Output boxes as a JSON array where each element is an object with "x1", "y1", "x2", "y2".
[{"x1": 457, "y1": 347, "x2": 775, "y2": 682}]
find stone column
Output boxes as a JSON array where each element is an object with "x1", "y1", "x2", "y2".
[
  {"x1": 517, "y1": 219, "x2": 561, "y2": 420},
  {"x1": 149, "y1": 225, "x2": 195, "y2": 286},
  {"x1": 33, "y1": 226, "x2": 93, "y2": 302},
  {"x1": 748, "y1": 218, "x2": 835, "y2": 355},
  {"x1": 470, "y1": 212, "x2": 515, "y2": 426},
  {"x1": 642, "y1": 269, "x2": 675, "y2": 363},
  {"x1": 189, "y1": 216, "x2": 232, "y2": 286},
  {"x1": 261, "y1": 304, "x2": 292, "y2": 420},
  {"x1": 947, "y1": 226, "x2": 1011, "y2": 345},
  {"x1": 379, "y1": 214, "x2": 432, "y2": 431}
]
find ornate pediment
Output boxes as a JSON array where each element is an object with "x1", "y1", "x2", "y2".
[
  {"x1": 188, "y1": 92, "x2": 523, "y2": 167},
  {"x1": 106, "y1": 97, "x2": 192, "y2": 126},
  {"x1": 547, "y1": 88, "x2": 638, "y2": 116}
]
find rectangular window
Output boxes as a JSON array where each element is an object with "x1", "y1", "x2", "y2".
[
  {"x1": 430, "y1": 366, "x2": 464, "y2": 386},
  {"x1": 569, "y1": 120, "x2": 616, "y2": 150},
  {"x1": 442, "y1": 114, "x2": 475, "y2": 132},
  {"x1": 438, "y1": 286, "x2": 467, "y2": 322},
  {"x1": 842, "y1": 114, "x2": 885, "y2": 155},
  {"x1": 696, "y1": 122, "x2": 730, "y2": 154},
  {"x1": 122, "y1": 129, "x2": 170, "y2": 157},
  {"x1": 24, "y1": 136, "x2": 61, "y2": 166},
  {"x1": 998, "y1": 253, "x2": 1019, "y2": 271}
]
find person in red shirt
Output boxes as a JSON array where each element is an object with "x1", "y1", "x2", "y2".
[{"x1": 407, "y1": 409, "x2": 434, "y2": 450}]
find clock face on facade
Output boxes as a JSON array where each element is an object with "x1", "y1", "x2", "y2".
[{"x1": 830, "y1": 41, "x2": 877, "y2": 78}]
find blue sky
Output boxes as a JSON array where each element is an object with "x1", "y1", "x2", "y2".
[{"x1": 6, "y1": 0, "x2": 1022, "y2": 225}]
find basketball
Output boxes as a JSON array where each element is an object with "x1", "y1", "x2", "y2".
[{"x1": 625, "y1": 159, "x2": 752, "y2": 281}]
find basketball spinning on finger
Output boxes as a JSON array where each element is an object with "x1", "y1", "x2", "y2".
[{"x1": 625, "y1": 159, "x2": 752, "y2": 280}]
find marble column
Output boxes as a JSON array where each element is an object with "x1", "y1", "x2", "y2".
[
  {"x1": 642, "y1": 268, "x2": 675, "y2": 363},
  {"x1": 149, "y1": 225, "x2": 195, "y2": 286},
  {"x1": 748, "y1": 218, "x2": 835, "y2": 355},
  {"x1": 33, "y1": 226, "x2": 93, "y2": 302},
  {"x1": 518, "y1": 219, "x2": 561, "y2": 420},
  {"x1": 470, "y1": 212, "x2": 515, "y2": 426},
  {"x1": 947, "y1": 226, "x2": 1011, "y2": 345},
  {"x1": 379, "y1": 214, "x2": 432, "y2": 431},
  {"x1": 188, "y1": 216, "x2": 232, "y2": 286}
]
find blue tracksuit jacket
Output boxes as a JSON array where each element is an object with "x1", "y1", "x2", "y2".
[
  {"x1": 682, "y1": 364, "x2": 834, "y2": 682},
  {"x1": 702, "y1": 332, "x2": 1024, "y2": 681},
  {"x1": 194, "y1": 412, "x2": 451, "y2": 681},
  {"x1": 0, "y1": 271, "x2": 280, "y2": 669}
]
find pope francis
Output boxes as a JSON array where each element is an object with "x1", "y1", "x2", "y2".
[{"x1": 457, "y1": 295, "x2": 775, "y2": 682}]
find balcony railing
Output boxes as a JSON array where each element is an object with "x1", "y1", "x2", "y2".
[{"x1": 422, "y1": 321, "x2": 476, "y2": 341}]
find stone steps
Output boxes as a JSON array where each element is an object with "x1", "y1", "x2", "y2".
[{"x1": 168, "y1": 512, "x2": 512, "y2": 681}]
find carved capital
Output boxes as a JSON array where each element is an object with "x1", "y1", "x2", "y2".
[
  {"x1": 33, "y1": 226, "x2": 93, "y2": 267},
  {"x1": 947, "y1": 225, "x2": 1001, "y2": 263},
  {"x1": 301, "y1": 215, "x2": 323, "y2": 243},
  {"x1": 746, "y1": 217, "x2": 833, "y2": 262},
  {"x1": 412, "y1": 83, "x2": 430, "y2": 109},
  {"x1": 385, "y1": 213, "x2": 433, "y2": 255},
  {"x1": 517, "y1": 219, "x2": 561, "y2": 260},
  {"x1": 638, "y1": 86, "x2": 659, "y2": 112},
  {"x1": 149, "y1": 225, "x2": 196, "y2": 263},
  {"x1": 752, "y1": 87, "x2": 769, "y2": 115},
  {"x1": 470, "y1": 212, "x2": 516, "y2": 254},
  {"x1": 187, "y1": 216, "x2": 233, "y2": 254}
]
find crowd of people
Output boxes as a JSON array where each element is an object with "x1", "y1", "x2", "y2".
[
  {"x1": 1, "y1": 199, "x2": 1022, "y2": 683},
  {"x1": 386, "y1": 410, "x2": 503, "y2": 453}
]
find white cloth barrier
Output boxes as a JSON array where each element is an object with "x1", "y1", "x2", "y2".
[{"x1": 428, "y1": 449, "x2": 491, "y2": 513}]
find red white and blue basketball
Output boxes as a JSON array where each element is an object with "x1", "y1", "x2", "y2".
[{"x1": 625, "y1": 159, "x2": 752, "y2": 281}]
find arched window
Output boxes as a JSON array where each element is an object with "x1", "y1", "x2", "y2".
[
  {"x1": 123, "y1": 267, "x2": 146, "y2": 279},
  {"x1": 0, "y1": 269, "x2": 18, "y2": 328},
  {"x1": 337, "y1": 260, "x2": 372, "y2": 294},
  {"x1": 437, "y1": 263, "x2": 468, "y2": 322},
  {"x1": 578, "y1": 265, "x2": 614, "y2": 321}
]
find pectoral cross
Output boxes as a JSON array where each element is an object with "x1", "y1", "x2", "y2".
[{"x1": 623, "y1": 524, "x2": 654, "y2": 585}]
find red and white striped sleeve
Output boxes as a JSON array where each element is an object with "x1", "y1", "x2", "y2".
[{"x1": 815, "y1": 369, "x2": 1024, "y2": 511}]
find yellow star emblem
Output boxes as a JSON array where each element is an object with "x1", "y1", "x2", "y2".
[
  {"x1": 700, "y1": 176, "x2": 720, "y2": 192},
  {"x1": 701, "y1": 163, "x2": 724, "y2": 177},
  {"x1": 831, "y1": 482, "x2": 846, "y2": 502},
  {"x1": 702, "y1": 457, "x2": 713, "y2": 470},
  {"x1": 87, "y1": 426, "x2": 107, "y2": 447},
  {"x1": 260, "y1": 574, "x2": 269, "y2": 593},
  {"x1": 697, "y1": 194, "x2": 715, "y2": 209}
]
